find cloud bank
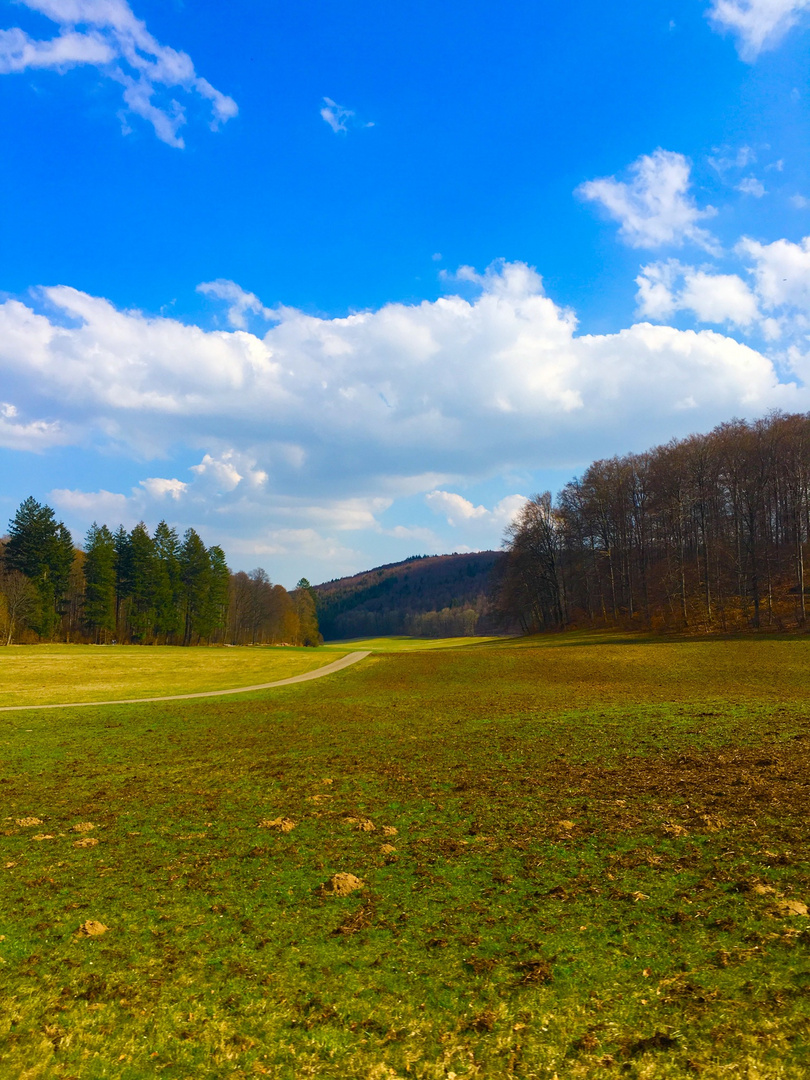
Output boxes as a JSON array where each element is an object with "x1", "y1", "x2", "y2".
[
  {"x1": 0, "y1": 261, "x2": 803, "y2": 490},
  {"x1": 0, "y1": 0, "x2": 237, "y2": 146}
]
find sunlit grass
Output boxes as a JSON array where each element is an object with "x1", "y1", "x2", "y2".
[
  {"x1": 1, "y1": 633, "x2": 809, "y2": 1078},
  {"x1": 321, "y1": 635, "x2": 505, "y2": 652},
  {"x1": 0, "y1": 644, "x2": 341, "y2": 706}
]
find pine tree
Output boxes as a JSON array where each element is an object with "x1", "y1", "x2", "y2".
[
  {"x1": 179, "y1": 528, "x2": 211, "y2": 644},
  {"x1": 204, "y1": 545, "x2": 230, "y2": 642},
  {"x1": 83, "y1": 523, "x2": 116, "y2": 642},
  {"x1": 128, "y1": 523, "x2": 156, "y2": 642},
  {"x1": 153, "y1": 521, "x2": 182, "y2": 642},
  {"x1": 4, "y1": 497, "x2": 75, "y2": 638},
  {"x1": 113, "y1": 525, "x2": 132, "y2": 639}
]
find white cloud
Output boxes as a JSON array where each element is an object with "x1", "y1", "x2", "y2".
[
  {"x1": 791, "y1": 194, "x2": 810, "y2": 208},
  {"x1": 636, "y1": 261, "x2": 761, "y2": 328},
  {"x1": 197, "y1": 280, "x2": 273, "y2": 330},
  {"x1": 0, "y1": 0, "x2": 237, "y2": 147},
  {"x1": 737, "y1": 176, "x2": 766, "y2": 197},
  {"x1": 425, "y1": 491, "x2": 538, "y2": 531},
  {"x1": 737, "y1": 235, "x2": 810, "y2": 310},
  {"x1": 320, "y1": 96, "x2": 373, "y2": 134},
  {"x1": 425, "y1": 491, "x2": 489, "y2": 527},
  {"x1": 577, "y1": 149, "x2": 718, "y2": 251},
  {"x1": 139, "y1": 477, "x2": 187, "y2": 500},
  {"x1": 190, "y1": 450, "x2": 267, "y2": 493},
  {"x1": 707, "y1": 0, "x2": 810, "y2": 60},
  {"x1": 1, "y1": 262, "x2": 805, "y2": 512}
]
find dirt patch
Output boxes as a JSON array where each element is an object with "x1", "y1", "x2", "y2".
[
  {"x1": 774, "y1": 899, "x2": 808, "y2": 917},
  {"x1": 523, "y1": 739, "x2": 810, "y2": 840},
  {"x1": 73, "y1": 838, "x2": 99, "y2": 849},
  {"x1": 345, "y1": 816, "x2": 376, "y2": 832},
  {"x1": 259, "y1": 817, "x2": 296, "y2": 833},
  {"x1": 77, "y1": 920, "x2": 109, "y2": 937},
  {"x1": 381, "y1": 826, "x2": 398, "y2": 837},
  {"x1": 31, "y1": 834, "x2": 54, "y2": 841},
  {"x1": 15, "y1": 817, "x2": 43, "y2": 827},
  {"x1": 319, "y1": 872, "x2": 365, "y2": 897},
  {"x1": 72, "y1": 822, "x2": 95, "y2": 833},
  {"x1": 624, "y1": 1031, "x2": 678, "y2": 1057},
  {"x1": 333, "y1": 899, "x2": 374, "y2": 935}
]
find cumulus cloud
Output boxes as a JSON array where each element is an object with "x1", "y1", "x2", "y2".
[
  {"x1": 138, "y1": 477, "x2": 187, "y2": 500},
  {"x1": 577, "y1": 150, "x2": 718, "y2": 251},
  {"x1": 426, "y1": 491, "x2": 527, "y2": 529},
  {"x1": 320, "y1": 96, "x2": 374, "y2": 134},
  {"x1": 736, "y1": 235, "x2": 810, "y2": 310},
  {"x1": 197, "y1": 280, "x2": 273, "y2": 330},
  {"x1": 0, "y1": 0, "x2": 237, "y2": 147},
  {"x1": 190, "y1": 450, "x2": 268, "y2": 493},
  {"x1": 1, "y1": 264, "x2": 804, "y2": 504},
  {"x1": 707, "y1": 0, "x2": 810, "y2": 60},
  {"x1": 636, "y1": 261, "x2": 761, "y2": 328}
]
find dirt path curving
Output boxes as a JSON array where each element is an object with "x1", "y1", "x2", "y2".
[{"x1": 0, "y1": 650, "x2": 371, "y2": 713}]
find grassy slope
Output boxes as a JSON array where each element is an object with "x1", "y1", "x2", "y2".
[
  {"x1": 1, "y1": 635, "x2": 810, "y2": 1078},
  {"x1": 0, "y1": 645, "x2": 341, "y2": 707}
]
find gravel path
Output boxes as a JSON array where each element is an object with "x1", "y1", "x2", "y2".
[{"x1": 0, "y1": 650, "x2": 371, "y2": 713}]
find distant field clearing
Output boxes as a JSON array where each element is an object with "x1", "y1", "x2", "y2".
[
  {"x1": 0, "y1": 645, "x2": 343, "y2": 707},
  {"x1": 320, "y1": 635, "x2": 504, "y2": 651}
]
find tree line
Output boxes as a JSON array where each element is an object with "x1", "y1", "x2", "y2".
[
  {"x1": 0, "y1": 497, "x2": 319, "y2": 646},
  {"x1": 498, "y1": 412, "x2": 810, "y2": 635}
]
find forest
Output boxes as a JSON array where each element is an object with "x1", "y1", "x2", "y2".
[
  {"x1": 498, "y1": 411, "x2": 810, "y2": 635},
  {"x1": 0, "y1": 497, "x2": 320, "y2": 646}
]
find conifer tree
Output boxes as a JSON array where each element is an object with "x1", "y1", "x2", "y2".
[
  {"x1": 4, "y1": 497, "x2": 74, "y2": 638},
  {"x1": 179, "y1": 528, "x2": 211, "y2": 644},
  {"x1": 153, "y1": 521, "x2": 182, "y2": 642},
  {"x1": 128, "y1": 522, "x2": 156, "y2": 641},
  {"x1": 83, "y1": 523, "x2": 116, "y2": 642}
]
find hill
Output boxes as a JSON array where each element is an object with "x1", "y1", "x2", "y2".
[{"x1": 313, "y1": 551, "x2": 505, "y2": 640}]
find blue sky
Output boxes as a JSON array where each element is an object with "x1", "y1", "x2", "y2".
[{"x1": 2, "y1": 0, "x2": 810, "y2": 585}]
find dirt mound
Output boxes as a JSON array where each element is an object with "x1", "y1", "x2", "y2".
[
  {"x1": 345, "y1": 816, "x2": 376, "y2": 832},
  {"x1": 77, "y1": 920, "x2": 109, "y2": 937},
  {"x1": 320, "y1": 873, "x2": 365, "y2": 897},
  {"x1": 259, "y1": 817, "x2": 296, "y2": 833}
]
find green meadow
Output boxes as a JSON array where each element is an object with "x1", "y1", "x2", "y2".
[{"x1": 1, "y1": 633, "x2": 810, "y2": 1078}]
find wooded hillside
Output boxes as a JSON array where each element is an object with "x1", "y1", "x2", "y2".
[{"x1": 314, "y1": 552, "x2": 503, "y2": 639}]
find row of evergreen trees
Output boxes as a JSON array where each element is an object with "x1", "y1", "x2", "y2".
[
  {"x1": 497, "y1": 411, "x2": 810, "y2": 634},
  {"x1": 0, "y1": 497, "x2": 319, "y2": 646}
]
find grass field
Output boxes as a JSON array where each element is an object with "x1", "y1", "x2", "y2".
[
  {"x1": 1, "y1": 632, "x2": 810, "y2": 1078},
  {"x1": 321, "y1": 636, "x2": 505, "y2": 653},
  {"x1": 0, "y1": 645, "x2": 341, "y2": 707}
]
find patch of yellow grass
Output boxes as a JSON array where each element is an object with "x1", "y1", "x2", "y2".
[{"x1": 0, "y1": 644, "x2": 342, "y2": 706}]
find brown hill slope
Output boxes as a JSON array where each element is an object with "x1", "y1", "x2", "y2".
[{"x1": 313, "y1": 551, "x2": 505, "y2": 640}]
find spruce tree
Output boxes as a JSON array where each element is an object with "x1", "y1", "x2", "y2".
[
  {"x1": 128, "y1": 523, "x2": 156, "y2": 642},
  {"x1": 83, "y1": 523, "x2": 116, "y2": 642},
  {"x1": 153, "y1": 521, "x2": 182, "y2": 642}
]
